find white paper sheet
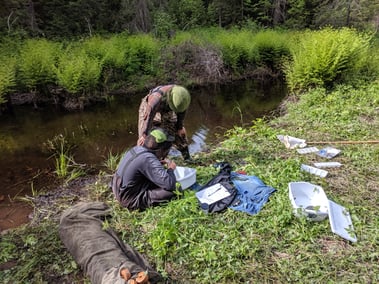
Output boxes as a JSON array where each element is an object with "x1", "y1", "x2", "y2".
[{"x1": 196, "y1": 183, "x2": 231, "y2": 205}]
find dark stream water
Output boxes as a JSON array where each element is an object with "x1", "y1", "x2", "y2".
[{"x1": 0, "y1": 79, "x2": 286, "y2": 230}]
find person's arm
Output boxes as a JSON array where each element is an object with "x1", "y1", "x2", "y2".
[
  {"x1": 144, "y1": 155, "x2": 177, "y2": 191},
  {"x1": 137, "y1": 93, "x2": 162, "y2": 146},
  {"x1": 176, "y1": 111, "x2": 186, "y2": 130}
]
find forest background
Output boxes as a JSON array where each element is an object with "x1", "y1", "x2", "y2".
[
  {"x1": 0, "y1": 0, "x2": 379, "y2": 283},
  {"x1": 1, "y1": 0, "x2": 379, "y2": 37}
]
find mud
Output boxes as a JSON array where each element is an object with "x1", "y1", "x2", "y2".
[{"x1": 0, "y1": 172, "x2": 98, "y2": 233}]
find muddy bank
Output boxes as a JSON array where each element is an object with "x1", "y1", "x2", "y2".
[{"x1": 0, "y1": 174, "x2": 99, "y2": 233}]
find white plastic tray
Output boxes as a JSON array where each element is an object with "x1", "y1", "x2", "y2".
[
  {"x1": 288, "y1": 182, "x2": 329, "y2": 221},
  {"x1": 297, "y1": 147, "x2": 319, "y2": 154},
  {"x1": 328, "y1": 200, "x2": 357, "y2": 242},
  {"x1": 317, "y1": 147, "x2": 341, "y2": 159},
  {"x1": 314, "y1": 162, "x2": 342, "y2": 168},
  {"x1": 301, "y1": 164, "x2": 328, "y2": 178},
  {"x1": 174, "y1": 167, "x2": 196, "y2": 189}
]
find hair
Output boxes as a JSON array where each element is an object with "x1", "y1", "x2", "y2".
[
  {"x1": 144, "y1": 135, "x2": 159, "y2": 150},
  {"x1": 144, "y1": 135, "x2": 172, "y2": 157}
]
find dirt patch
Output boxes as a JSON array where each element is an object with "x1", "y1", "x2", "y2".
[
  {"x1": 27, "y1": 175, "x2": 99, "y2": 227},
  {"x1": 0, "y1": 200, "x2": 32, "y2": 232}
]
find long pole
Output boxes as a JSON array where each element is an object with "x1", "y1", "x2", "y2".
[{"x1": 307, "y1": 140, "x2": 379, "y2": 145}]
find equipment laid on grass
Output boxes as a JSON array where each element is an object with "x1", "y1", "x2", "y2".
[{"x1": 288, "y1": 182, "x2": 357, "y2": 242}]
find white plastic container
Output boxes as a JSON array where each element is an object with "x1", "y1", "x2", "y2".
[
  {"x1": 288, "y1": 182, "x2": 329, "y2": 221},
  {"x1": 174, "y1": 166, "x2": 196, "y2": 189}
]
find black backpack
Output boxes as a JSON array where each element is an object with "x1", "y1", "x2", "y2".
[{"x1": 196, "y1": 162, "x2": 237, "y2": 213}]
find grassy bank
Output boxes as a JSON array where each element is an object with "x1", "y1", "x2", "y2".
[
  {"x1": 1, "y1": 27, "x2": 378, "y2": 283},
  {"x1": 1, "y1": 80, "x2": 378, "y2": 283}
]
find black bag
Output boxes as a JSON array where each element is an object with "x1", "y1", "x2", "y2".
[{"x1": 196, "y1": 162, "x2": 237, "y2": 213}]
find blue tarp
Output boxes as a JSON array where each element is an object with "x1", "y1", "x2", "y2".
[{"x1": 229, "y1": 172, "x2": 276, "y2": 215}]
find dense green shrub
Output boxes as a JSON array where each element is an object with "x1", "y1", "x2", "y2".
[
  {"x1": 17, "y1": 39, "x2": 61, "y2": 93},
  {"x1": 2, "y1": 27, "x2": 377, "y2": 104},
  {"x1": 123, "y1": 34, "x2": 160, "y2": 78},
  {"x1": 55, "y1": 47, "x2": 102, "y2": 95},
  {"x1": 81, "y1": 34, "x2": 128, "y2": 89},
  {"x1": 82, "y1": 33, "x2": 160, "y2": 89},
  {"x1": 252, "y1": 30, "x2": 291, "y2": 69},
  {"x1": 283, "y1": 27, "x2": 373, "y2": 92},
  {"x1": 82, "y1": 34, "x2": 130, "y2": 70}
]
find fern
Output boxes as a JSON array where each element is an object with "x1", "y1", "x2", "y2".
[{"x1": 284, "y1": 27, "x2": 372, "y2": 91}]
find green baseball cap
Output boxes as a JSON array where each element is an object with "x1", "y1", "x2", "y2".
[
  {"x1": 150, "y1": 129, "x2": 174, "y2": 143},
  {"x1": 168, "y1": 86, "x2": 191, "y2": 113}
]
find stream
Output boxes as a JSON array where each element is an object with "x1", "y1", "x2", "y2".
[{"x1": 0, "y1": 79, "x2": 286, "y2": 230}]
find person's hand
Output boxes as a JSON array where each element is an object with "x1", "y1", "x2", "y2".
[
  {"x1": 177, "y1": 127, "x2": 186, "y2": 138},
  {"x1": 137, "y1": 136, "x2": 145, "y2": 146},
  {"x1": 166, "y1": 159, "x2": 176, "y2": 170}
]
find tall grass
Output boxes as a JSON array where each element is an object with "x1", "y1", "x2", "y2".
[
  {"x1": 252, "y1": 30, "x2": 291, "y2": 69},
  {"x1": 46, "y1": 134, "x2": 86, "y2": 184},
  {"x1": 196, "y1": 28, "x2": 291, "y2": 76},
  {"x1": 209, "y1": 28, "x2": 255, "y2": 74}
]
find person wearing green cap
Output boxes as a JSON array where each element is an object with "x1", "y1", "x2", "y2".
[
  {"x1": 112, "y1": 128, "x2": 178, "y2": 210},
  {"x1": 137, "y1": 84, "x2": 191, "y2": 160}
]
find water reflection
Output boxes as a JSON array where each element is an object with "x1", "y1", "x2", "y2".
[
  {"x1": 189, "y1": 125, "x2": 209, "y2": 154},
  {"x1": 169, "y1": 125, "x2": 209, "y2": 157}
]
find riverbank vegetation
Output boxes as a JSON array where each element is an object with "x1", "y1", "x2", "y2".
[
  {"x1": 0, "y1": 28, "x2": 289, "y2": 109},
  {"x1": 1, "y1": 27, "x2": 377, "y2": 111},
  {"x1": 1, "y1": 27, "x2": 378, "y2": 283}
]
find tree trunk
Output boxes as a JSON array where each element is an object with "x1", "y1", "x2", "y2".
[{"x1": 272, "y1": 0, "x2": 287, "y2": 26}]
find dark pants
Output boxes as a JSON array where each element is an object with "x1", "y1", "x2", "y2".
[{"x1": 112, "y1": 174, "x2": 175, "y2": 211}]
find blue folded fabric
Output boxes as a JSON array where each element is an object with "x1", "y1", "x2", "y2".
[{"x1": 229, "y1": 172, "x2": 276, "y2": 215}]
